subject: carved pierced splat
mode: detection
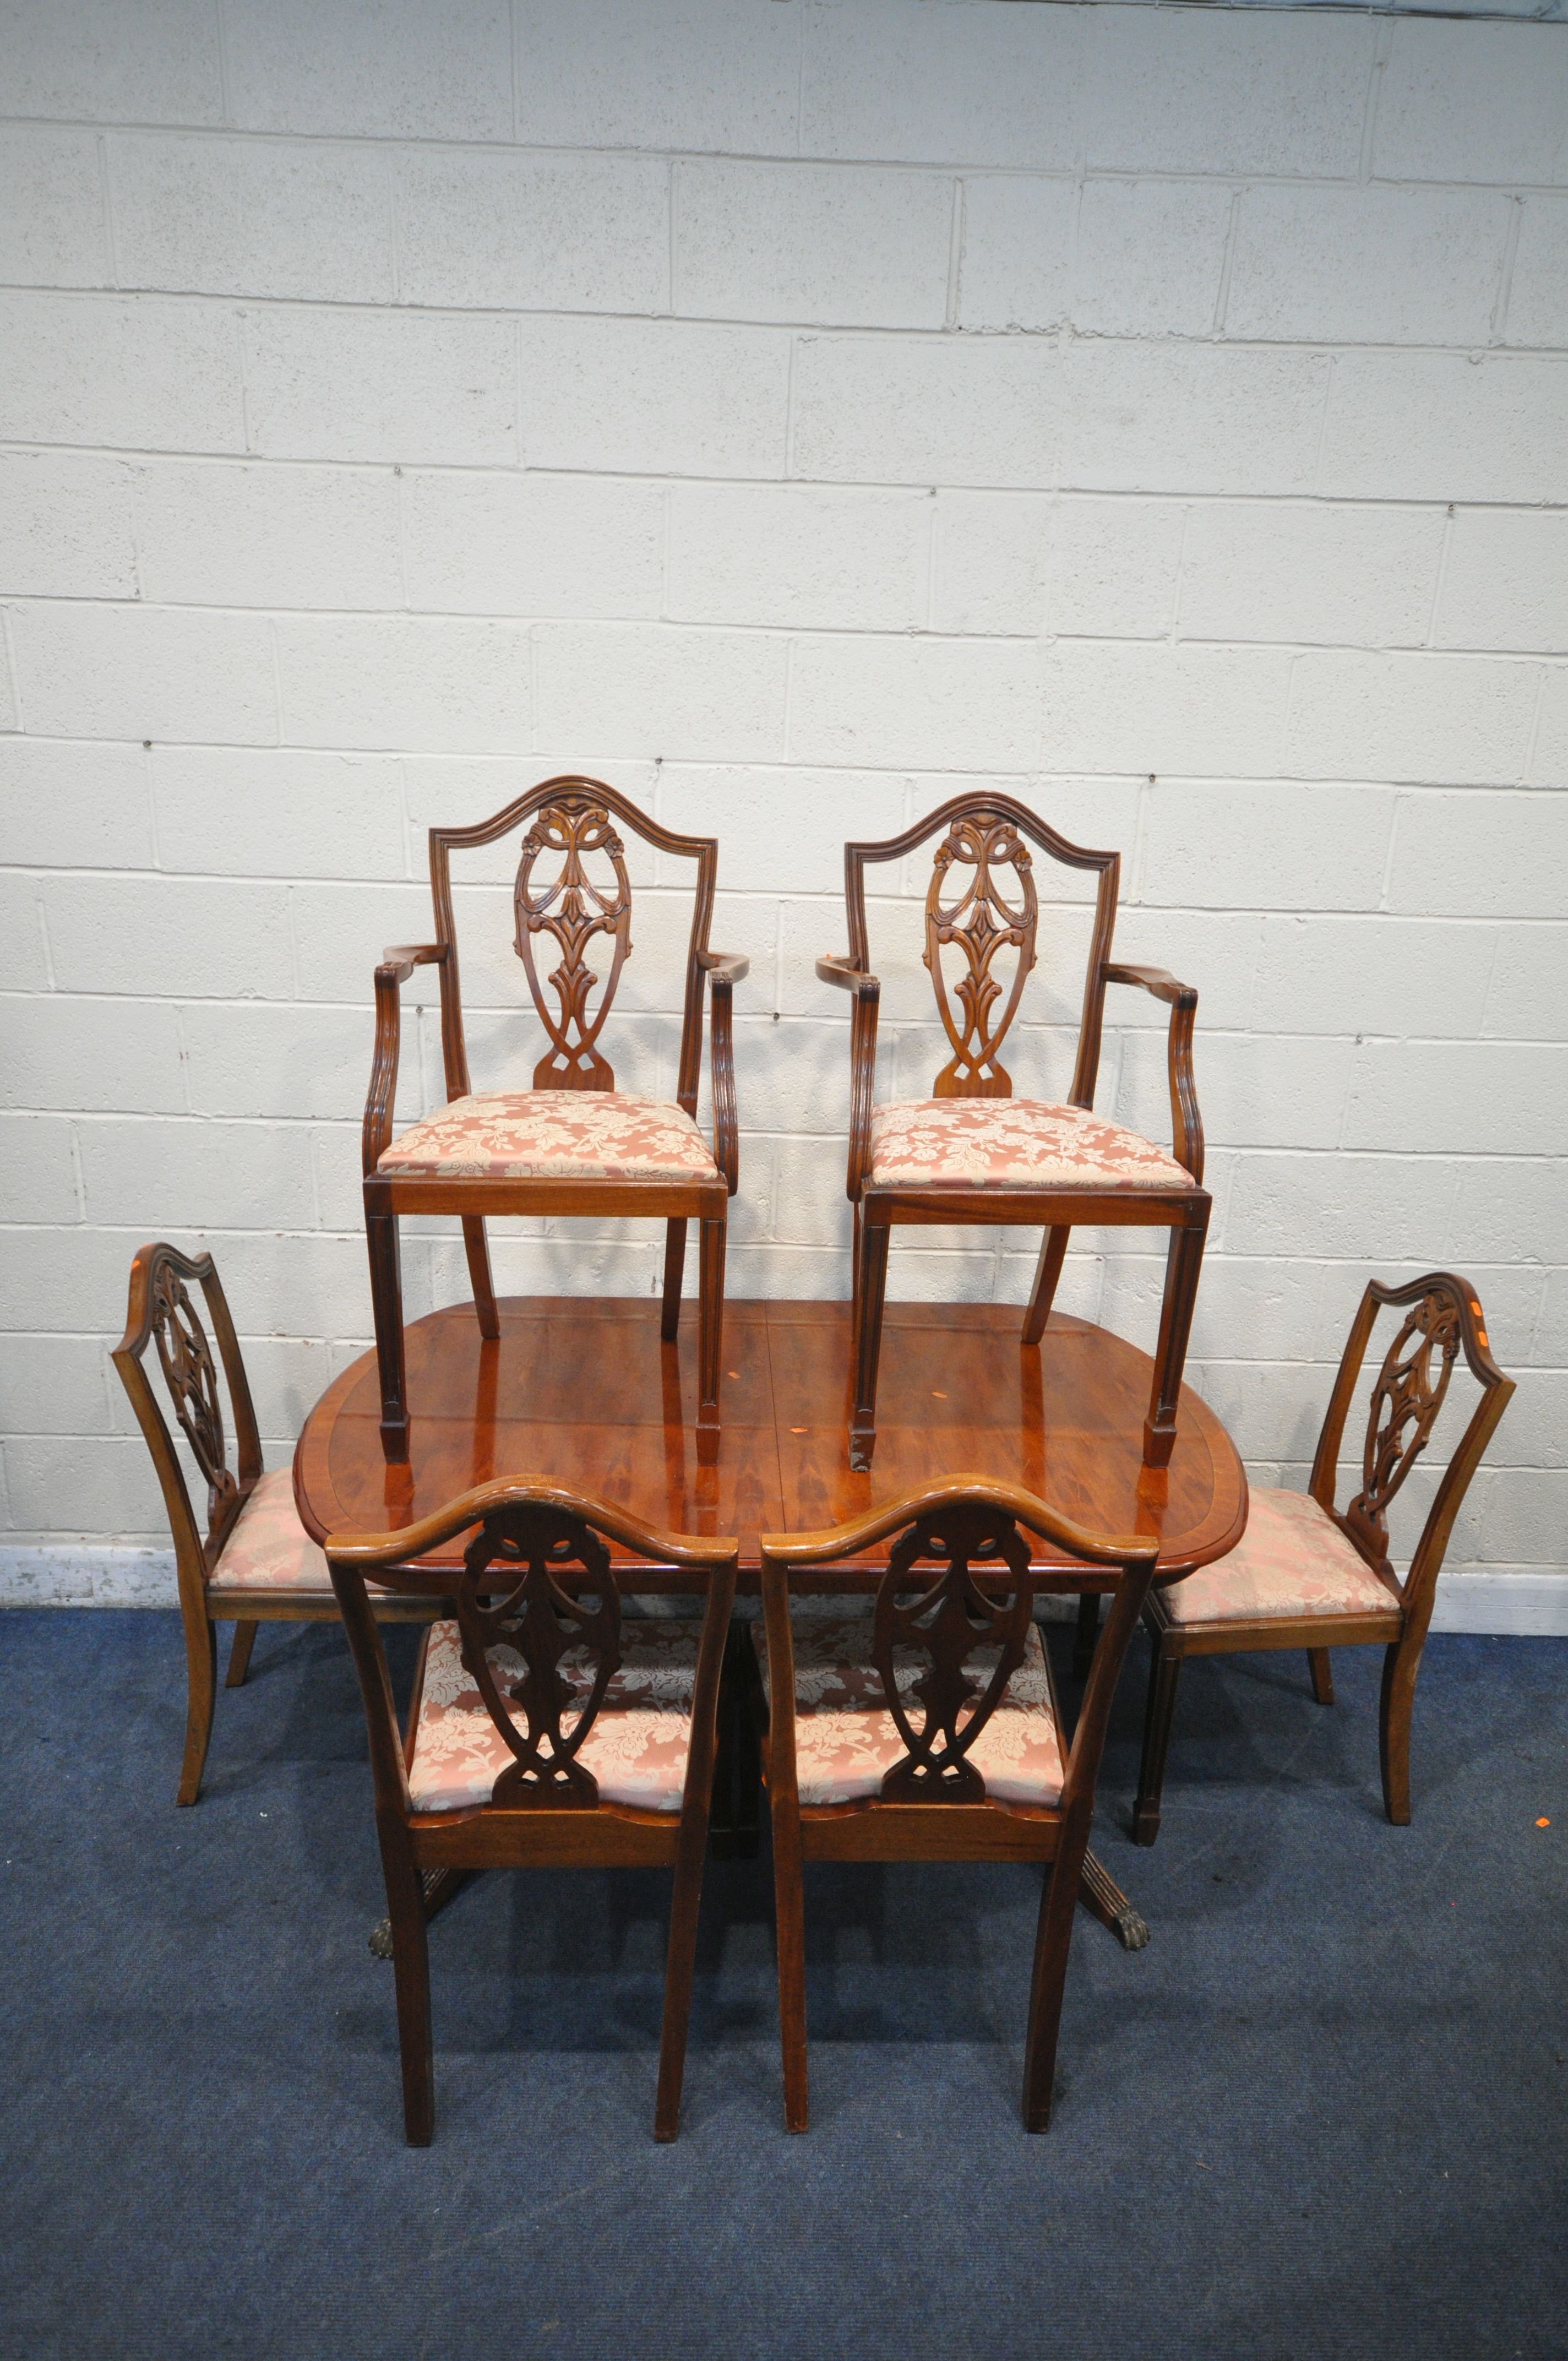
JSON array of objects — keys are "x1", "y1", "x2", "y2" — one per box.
[
  {"x1": 873, "y1": 1503, "x2": 1035, "y2": 1802},
  {"x1": 150, "y1": 1261, "x2": 236, "y2": 1538},
  {"x1": 453, "y1": 1503, "x2": 623, "y2": 1808},
  {"x1": 514, "y1": 795, "x2": 633, "y2": 1090},
  {"x1": 1345, "y1": 1288, "x2": 1463, "y2": 1559},
  {"x1": 924, "y1": 814, "x2": 1038, "y2": 1098}
]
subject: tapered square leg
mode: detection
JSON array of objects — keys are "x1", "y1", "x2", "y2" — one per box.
[
  {"x1": 461, "y1": 1216, "x2": 499, "y2": 1341},
  {"x1": 224, "y1": 1619, "x2": 258, "y2": 1689},
  {"x1": 696, "y1": 1216, "x2": 725, "y2": 1465},
  {"x1": 1142, "y1": 1209, "x2": 1209, "y2": 1467},
  {"x1": 661, "y1": 1217, "x2": 688, "y2": 1343},
  {"x1": 365, "y1": 1198, "x2": 409, "y2": 1463},
  {"x1": 1022, "y1": 1223, "x2": 1071, "y2": 1347},
  {"x1": 849, "y1": 1218, "x2": 891, "y2": 1472},
  {"x1": 1134, "y1": 1633, "x2": 1184, "y2": 1846}
]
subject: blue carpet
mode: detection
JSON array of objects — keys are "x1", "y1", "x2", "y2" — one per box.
[{"x1": 1, "y1": 1609, "x2": 1564, "y2": 2360}]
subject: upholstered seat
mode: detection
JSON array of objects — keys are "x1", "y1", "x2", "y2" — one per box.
[
  {"x1": 377, "y1": 1090, "x2": 718, "y2": 1184},
  {"x1": 756, "y1": 1614, "x2": 1065, "y2": 1807},
  {"x1": 1162, "y1": 1488, "x2": 1398, "y2": 1626},
  {"x1": 407, "y1": 1616, "x2": 706, "y2": 1814},
  {"x1": 207, "y1": 1465, "x2": 330, "y2": 1594},
  {"x1": 868, "y1": 1098, "x2": 1191, "y2": 1193}
]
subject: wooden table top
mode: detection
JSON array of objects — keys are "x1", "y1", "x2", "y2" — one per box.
[{"x1": 293, "y1": 1298, "x2": 1247, "y2": 1589}]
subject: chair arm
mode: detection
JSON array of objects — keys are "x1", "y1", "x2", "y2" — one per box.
[
  {"x1": 698, "y1": 948, "x2": 750, "y2": 986},
  {"x1": 363, "y1": 944, "x2": 446, "y2": 1178},
  {"x1": 1102, "y1": 961, "x2": 1204, "y2": 1184},
  {"x1": 817, "y1": 956, "x2": 882, "y2": 1200},
  {"x1": 707, "y1": 965, "x2": 740, "y2": 1193}
]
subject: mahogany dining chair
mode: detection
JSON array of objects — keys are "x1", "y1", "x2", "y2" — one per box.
[
  {"x1": 754, "y1": 1478, "x2": 1158, "y2": 2132},
  {"x1": 111, "y1": 1241, "x2": 443, "y2": 1805},
  {"x1": 1133, "y1": 1272, "x2": 1515, "y2": 1843},
  {"x1": 326, "y1": 1477, "x2": 739, "y2": 2145}
]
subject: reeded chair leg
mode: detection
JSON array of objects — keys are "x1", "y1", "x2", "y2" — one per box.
[
  {"x1": 1379, "y1": 1639, "x2": 1421, "y2": 1826},
  {"x1": 176, "y1": 1614, "x2": 219, "y2": 1807},
  {"x1": 695, "y1": 1216, "x2": 726, "y2": 1466},
  {"x1": 365, "y1": 1202, "x2": 410, "y2": 1464},
  {"x1": 461, "y1": 1216, "x2": 499, "y2": 1341},
  {"x1": 1022, "y1": 1223, "x2": 1071, "y2": 1348},
  {"x1": 661, "y1": 1218, "x2": 688, "y2": 1343},
  {"x1": 225, "y1": 1619, "x2": 258, "y2": 1688},
  {"x1": 849, "y1": 1219, "x2": 891, "y2": 1473},
  {"x1": 1143, "y1": 1211, "x2": 1208, "y2": 1467},
  {"x1": 1308, "y1": 1648, "x2": 1335, "y2": 1706},
  {"x1": 1134, "y1": 1633, "x2": 1184, "y2": 1846}
]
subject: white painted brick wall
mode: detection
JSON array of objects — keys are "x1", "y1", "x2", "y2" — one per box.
[{"x1": 1, "y1": 1, "x2": 1563, "y2": 1633}]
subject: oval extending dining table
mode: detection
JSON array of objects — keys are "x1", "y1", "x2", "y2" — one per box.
[{"x1": 295, "y1": 1295, "x2": 1249, "y2": 1949}]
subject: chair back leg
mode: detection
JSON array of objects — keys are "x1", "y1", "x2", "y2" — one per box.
[
  {"x1": 1379, "y1": 1637, "x2": 1423, "y2": 1826},
  {"x1": 660, "y1": 1217, "x2": 688, "y2": 1342},
  {"x1": 461, "y1": 1215, "x2": 500, "y2": 1340},
  {"x1": 654, "y1": 1808, "x2": 711, "y2": 2142},
  {"x1": 1307, "y1": 1647, "x2": 1335, "y2": 1706},
  {"x1": 1022, "y1": 1821, "x2": 1092, "y2": 2132},
  {"x1": 1134, "y1": 1633, "x2": 1185, "y2": 1846},
  {"x1": 1022, "y1": 1223, "x2": 1071, "y2": 1347},
  {"x1": 176, "y1": 1613, "x2": 219, "y2": 1807}
]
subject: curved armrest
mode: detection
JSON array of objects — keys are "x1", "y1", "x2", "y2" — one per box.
[
  {"x1": 363, "y1": 944, "x2": 447, "y2": 1178},
  {"x1": 1102, "y1": 961, "x2": 1204, "y2": 1184},
  {"x1": 818, "y1": 954, "x2": 882, "y2": 1199},
  {"x1": 698, "y1": 948, "x2": 750, "y2": 986},
  {"x1": 816, "y1": 951, "x2": 881, "y2": 999}
]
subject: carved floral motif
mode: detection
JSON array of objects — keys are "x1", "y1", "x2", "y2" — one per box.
[
  {"x1": 924, "y1": 814, "x2": 1038, "y2": 1096},
  {"x1": 514, "y1": 796, "x2": 633, "y2": 1090},
  {"x1": 150, "y1": 1262, "x2": 236, "y2": 1537}
]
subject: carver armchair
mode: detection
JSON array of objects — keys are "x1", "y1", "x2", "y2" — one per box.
[
  {"x1": 755, "y1": 1478, "x2": 1158, "y2": 2132},
  {"x1": 1133, "y1": 1271, "x2": 1514, "y2": 1842},
  {"x1": 326, "y1": 1477, "x2": 739, "y2": 2144},
  {"x1": 819, "y1": 792, "x2": 1208, "y2": 1470},
  {"x1": 362, "y1": 779, "x2": 745, "y2": 1464}
]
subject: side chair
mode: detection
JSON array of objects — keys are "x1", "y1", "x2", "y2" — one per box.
[
  {"x1": 755, "y1": 1478, "x2": 1158, "y2": 2133},
  {"x1": 326, "y1": 1477, "x2": 739, "y2": 2145},
  {"x1": 819, "y1": 792, "x2": 1208, "y2": 1471},
  {"x1": 111, "y1": 1242, "x2": 444, "y2": 1805},
  {"x1": 362, "y1": 779, "x2": 746, "y2": 1465},
  {"x1": 1133, "y1": 1272, "x2": 1515, "y2": 1844}
]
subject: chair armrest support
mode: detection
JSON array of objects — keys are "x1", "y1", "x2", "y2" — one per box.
[
  {"x1": 363, "y1": 944, "x2": 446, "y2": 1178},
  {"x1": 1102, "y1": 962, "x2": 1203, "y2": 1185},
  {"x1": 817, "y1": 955, "x2": 881, "y2": 1200}
]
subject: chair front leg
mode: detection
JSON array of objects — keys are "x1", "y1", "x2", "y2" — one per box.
[
  {"x1": 849, "y1": 1216, "x2": 891, "y2": 1473},
  {"x1": 176, "y1": 1611, "x2": 219, "y2": 1806},
  {"x1": 224, "y1": 1619, "x2": 258, "y2": 1689},
  {"x1": 1308, "y1": 1649, "x2": 1335, "y2": 1706},
  {"x1": 365, "y1": 1194, "x2": 410, "y2": 1464},
  {"x1": 1022, "y1": 1224, "x2": 1071, "y2": 1348},
  {"x1": 1134, "y1": 1628, "x2": 1184, "y2": 1846},
  {"x1": 1143, "y1": 1207, "x2": 1208, "y2": 1468},
  {"x1": 461, "y1": 1216, "x2": 499, "y2": 1341},
  {"x1": 661, "y1": 1218, "x2": 688, "y2": 1343},
  {"x1": 696, "y1": 1215, "x2": 726, "y2": 1465}
]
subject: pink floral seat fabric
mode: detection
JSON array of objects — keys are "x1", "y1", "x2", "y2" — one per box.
[
  {"x1": 376, "y1": 1091, "x2": 718, "y2": 1184},
  {"x1": 757, "y1": 1615, "x2": 1065, "y2": 1808},
  {"x1": 867, "y1": 1098, "x2": 1191, "y2": 1192},
  {"x1": 406, "y1": 1617, "x2": 705, "y2": 1814},
  {"x1": 208, "y1": 1466, "x2": 330, "y2": 1594},
  {"x1": 1163, "y1": 1488, "x2": 1400, "y2": 1625}
]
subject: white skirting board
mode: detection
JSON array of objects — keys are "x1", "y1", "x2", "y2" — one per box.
[{"x1": 1, "y1": 1549, "x2": 1564, "y2": 1635}]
